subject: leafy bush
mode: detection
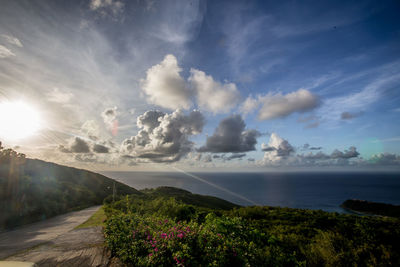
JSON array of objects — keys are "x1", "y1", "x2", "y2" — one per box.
[{"x1": 104, "y1": 191, "x2": 400, "y2": 267}]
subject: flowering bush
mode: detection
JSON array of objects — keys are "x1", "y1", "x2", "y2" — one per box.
[
  {"x1": 104, "y1": 194, "x2": 400, "y2": 266},
  {"x1": 104, "y1": 212, "x2": 260, "y2": 266}
]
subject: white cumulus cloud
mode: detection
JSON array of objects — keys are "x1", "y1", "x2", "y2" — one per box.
[
  {"x1": 189, "y1": 69, "x2": 240, "y2": 113},
  {"x1": 141, "y1": 54, "x2": 192, "y2": 110},
  {"x1": 258, "y1": 89, "x2": 319, "y2": 120}
]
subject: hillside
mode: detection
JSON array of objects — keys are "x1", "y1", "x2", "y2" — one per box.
[
  {"x1": 0, "y1": 145, "x2": 140, "y2": 230},
  {"x1": 341, "y1": 199, "x2": 400, "y2": 218},
  {"x1": 141, "y1": 186, "x2": 239, "y2": 210},
  {"x1": 104, "y1": 188, "x2": 400, "y2": 266}
]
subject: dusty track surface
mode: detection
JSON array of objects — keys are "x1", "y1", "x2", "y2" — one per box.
[
  {"x1": 0, "y1": 206, "x2": 118, "y2": 266},
  {"x1": 4, "y1": 226, "x2": 111, "y2": 266}
]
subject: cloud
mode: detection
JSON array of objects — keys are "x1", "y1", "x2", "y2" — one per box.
[
  {"x1": 0, "y1": 45, "x2": 15, "y2": 58},
  {"x1": 46, "y1": 88, "x2": 73, "y2": 104},
  {"x1": 319, "y1": 71, "x2": 400, "y2": 124},
  {"x1": 89, "y1": 0, "x2": 124, "y2": 17},
  {"x1": 189, "y1": 69, "x2": 240, "y2": 113},
  {"x1": 102, "y1": 107, "x2": 118, "y2": 135},
  {"x1": 240, "y1": 95, "x2": 259, "y2": 115},
  {"x1": 226, "y1": 153, "x2": 246, "y2": 160},
  {"x1": 74, "y1": 153, "x2": 97, "y2": 163},
  {"x1": 262, "y1": 133, "x2": 295, "y2": 164},
  {"x1": 141, "y1": 54, "x2": 192, "y2": 110},
  {"x1": 203, "y1": 154, "x2": 212, "y2": 162},
  {"x1": 198, "y1": 115, "x2": 260, "y2": 153},
  {"x1": 341, "y1": 111, "x2": 362, "y2": 120},
  {"x1": 239, "y1": 89, "x2": 319, "y2": 120},
  {"x1": 1, "y1": 34, "x2": 23, "y2": 47},
  {"x1": 81, "y1": 120, "x2": 101, "y2": 141},
  {"x1": 149, "y1": 0, "x2": 205, "y2": 45},
  {"x1": 59, "y1": 137, "x2": 90, "y2": 153},
  {"x1": 368, "y1": 153, "x2": 400, "y2": 165},
  {"x1": 257, "y1": 89, "x2": 319, "y2": 120},
  {"x1": 331, "y1": 146, "x2": 359, "y2": 159},
  {"x1": 290, "y1": 146, "x2": 360, "y2": 167},
  {"x1": 136, "y1": 110, "x2": 165, "y2": 132},
  {"x1": 92, "y1": 143, "x2": 110, "y2": 153},
  {"x1": 121, "y1": 109, "x2": 205, "y2": 162}
]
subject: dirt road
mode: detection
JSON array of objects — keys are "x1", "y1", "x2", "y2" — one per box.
[{"x1": 0, "y1": 206, "x2": 101, "y2": 260}]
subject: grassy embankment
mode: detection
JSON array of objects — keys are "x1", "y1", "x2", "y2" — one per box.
[{"x1": 75, "y1": 206, "x2": 107, "y2": 229}]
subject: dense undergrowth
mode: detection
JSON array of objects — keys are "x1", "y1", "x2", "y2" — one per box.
[{"x1": 104, "y1": 187, "x2": 400, "y2": 266}]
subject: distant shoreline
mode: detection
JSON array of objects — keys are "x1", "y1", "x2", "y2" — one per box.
[{"x1": 341, "y1": 199, "x2": 400, "y2": 218}]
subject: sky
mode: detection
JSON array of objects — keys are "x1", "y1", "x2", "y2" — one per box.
[{"x1": 0, "y1": 0, "x2": 399, "y2": 172}]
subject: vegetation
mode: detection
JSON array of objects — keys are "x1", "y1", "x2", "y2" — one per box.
[
  {"x1": 341, "y1": 199, "x2": 400, "y2": 218},
  {"x1": 75, "y1": 206, "x2": 107, "y2": 229},
  {"x1": 104, "y1": 187, "x2": 400, "y2": 266},
  {"x1": 0, "y1": 142, "x2": 141, "y2": 230}
]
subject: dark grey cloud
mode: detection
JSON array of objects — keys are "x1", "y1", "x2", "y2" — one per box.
[
  {"x1": 93, "y1": 143, "x2": 109, "y2": 153},
  {"x1": 198, "y1": 115, "x2": 260, "y2": 153},
  {"x1": 300, "y1": 151, "x2": 330, "y2": 160},
  {"x1": 302, "y1": 143, "x2": 322, "y2": 150},
  {"x1": 301, "y1": 147, "x2": 359, "y2": 160},
  {"x1": 368, "y1": 153, "x2": 400, "y2": 165},
  {"x1": 331, "y1": 146, "x2": 359, "y2": 159},
  {"x1": 137, "y1": 110, "x2": 165, "y2": 131},
  {"x1": 226, "y1": 153, "x2": 246, "y2": 160},
  {"x1": 121, "y1": 109, "x2": 205, "y2": 162},
  {"x1": 341, "y1": 111, "x2": 363, "y2": 120},
  {"x1": 59, "y1": 137, "x2": 90, "y2": 153}
]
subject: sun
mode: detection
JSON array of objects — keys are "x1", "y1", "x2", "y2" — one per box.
[{"x1": 0, "y1": 101, "x2": 42, "y2": 140}]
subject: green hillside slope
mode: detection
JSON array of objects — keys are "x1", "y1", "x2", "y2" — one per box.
[{"x1": 0, "y1": 145, "x2": 140, "y2": 230}]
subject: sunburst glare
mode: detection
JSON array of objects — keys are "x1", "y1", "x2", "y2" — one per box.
[{"x1": 0, "y1": 101, "x2": 42, "y2": 140}]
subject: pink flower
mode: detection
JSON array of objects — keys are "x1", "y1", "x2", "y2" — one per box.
[
  {"x1": 177, "y1": 233, "x2": 184, "y2": 239},
  {"x1": 154, "y1": 247, "x2": 158, "y2": 252}
]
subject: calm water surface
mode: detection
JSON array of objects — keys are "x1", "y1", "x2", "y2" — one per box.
[{"x1": 101, "y1": 171, "x2": 400, "y2": 213}]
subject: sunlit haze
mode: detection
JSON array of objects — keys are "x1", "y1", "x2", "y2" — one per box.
[{"x1": 0, "y1": 101, "x2": 42, "y2": 140}]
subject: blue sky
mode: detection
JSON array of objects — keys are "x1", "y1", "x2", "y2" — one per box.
[{"x1": 0, "y1": 0, "x2": 399, "y2": 171}]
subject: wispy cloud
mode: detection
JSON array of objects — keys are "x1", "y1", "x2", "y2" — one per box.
[
  {"x1": 0, "y1": 45, "x2": 15, "y2": 58},
  {"x1": 1, "y1": 34, "x2": 23, "y2": 47},
  {"x1": 318, "y1": 70, "x2": 400, "y2": 124}
]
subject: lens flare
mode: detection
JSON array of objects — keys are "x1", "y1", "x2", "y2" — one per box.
[
  {"x1": 0, "y1": 101, "x2": 42, "y2": 140},
  {"x1": 172, "y1": 166, "x2": 259, "y2": 206}
]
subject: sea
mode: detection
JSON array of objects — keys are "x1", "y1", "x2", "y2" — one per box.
[{"x1": 101, "y1": 171, "x2": 400, "y2": 213}]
